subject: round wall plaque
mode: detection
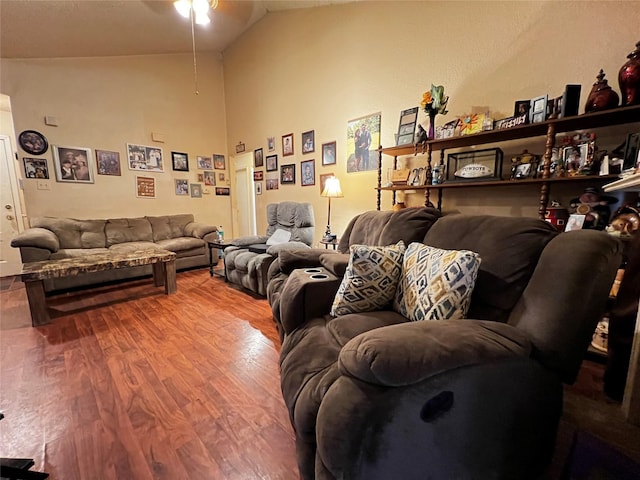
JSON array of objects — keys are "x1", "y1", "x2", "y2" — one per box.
[{"x1": 18, "y1": 130, "x2": 48, "y2": 155}]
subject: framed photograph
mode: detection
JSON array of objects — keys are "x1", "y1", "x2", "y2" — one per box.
[
  {"x1": 623, "y1": 132, "x2": 640, "y2": 171},
  {"x1": 203, "y1": 170, "x2": 216, "y2": 186},
  {"x1": 266, "y1": 172, "x2": 279, "y2": 190},
  {"x1": 281, "y1": 164, "x2": 296, "y2": 184},
  {"x1": 18, "y1": 130, "x2": 48, "y2": 155},
  {"x1": 560, "y1": 84, "x2": 581, "y2": 118},
  {"x1": 253, "y1": 170, "x2": 264, "y2": 181},
  {"x1": 510, "y1": 162, "x2": 534, "y2": 180},
  {"x1": 347, "y1": 112, "x2": 381, "y2": 173},
  {"x1": 301, "y1": 159, "x2": 315, "y2": 186},
  {"x1": 282, "y1": 133, "x2": 294, "y2": 156},
  {"x1": 53, "y1": 145, "x2": 94, "y2": 183},
  {"x1": 322, "y1": 141, "x2": 336, "y2": 166},
  {"x1": 190, "y1": 183, "x2": 203, "y2": 198},
  {"x1": 319, "y1": 172, "x2": 334, "y2": 194},
  {"x1": 266, "y1": 154, "x2": 278, "y2": 172},
  {"x1": 562, "y1": 142, "x2": 595, "y2": 175},
  {"x1": 513, "y1": 100, "x2": 531, "y2": 119},
  {"x1": 235, "y1": 142, "x2": 245, "y2": 153},
  {"x1": 219, "y1": 172, "x2": 225, "y2": 182},
  {"x1": 197, "y1": 173, "x2": 204, "y2": 182},
  {"x1": 197, "y1": 156, "x2": 212, "y2": 170},
  {"x1": 22, "y1": 157, "x2": 49, "y2": 179},
  {"x1": 215, "y1": 187, "x2": 230, "y2": 196},
  {"x1": 127, "y1": 144, "x2": 163, "y2": 172},
  {"x1": 175, "y1": 179, "x2": 189, "y2": 195},
  {"x1": 136, "y1": 176, "x2": 155, "y2": 198},
  {"x1": 267, "y1": 137, "x2": 275, "y2": 152},
  {"x1": 396, "y1": 107, "x2": 419, "y2": 146},
  {"x1": 447, "y1": 148, "x2": 503, "y2": 182},
  {"x1": 530, "y1": 95, "x2": 548, "y2": 123},
  {"x1": 254, "y1": 148, "x2": 264, "y2": 168},
  {"x1": 407, "y1": 166, "x2": 426, "y2": 186},
  {"x1": 171, "y1": 151, "x2": 189, "y2": 172},
  {"x1": 565, "y1": 214, "x2": 586, "y2": 232},
  {"x1": 302, "y1": 130, "x2": 315, "y2": 154},
  {"x1": 96, "y1": 150, "x2": 121, "y2": 176},
  {"x1": 255, "y1": 182, "x2": 263, "y2": 195},
  {"x1": 213, "y1": 154, "x2": 225, "y2": 170}
]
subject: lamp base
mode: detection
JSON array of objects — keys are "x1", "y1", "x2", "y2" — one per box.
[{"x1": 322, "y1": 225, "x2": 336, "y2": 243}]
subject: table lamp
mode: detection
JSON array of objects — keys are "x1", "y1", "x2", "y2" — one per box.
[{"x1": 320, "y1": 176, "x2": 343, "y2": 242}]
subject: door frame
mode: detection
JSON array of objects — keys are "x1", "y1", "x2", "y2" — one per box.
[{"x1": 231, "y1": 152, "x2": 256, "y2": 238}]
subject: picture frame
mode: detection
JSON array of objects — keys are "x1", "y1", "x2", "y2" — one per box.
[
  {"x1": 254, "y1": 148, "x2": 264, "y2": 168},
  {"x1": 407, "y1": 166, "x2": 426, "y2": 186},
  {"x1": 347, "y1": 112, "x2": 380, "y2": 173},
  {"x1": 22, "y1": 157, "x2": 49, "y2": 179},
  {"x1": 196, "y1": 156, "x2": 212, "y2": 170},
  {"x1": 267, "y1": 137, "x2": 275, "y2": 152},
  {"x1": 126, "y1": 143, "x2": 163, "y2": 172},
  {"x1": 510, "y1": 162, "x2": 534, "y2": 180},
  {"x1": 203, "y1": 170, "x2": 216, "y2": 186},
  {"x1": 446, "y1": 148, "x2": 503, "y2": 182},
  {"x1": 282, "y1": 133, "x2": 294, "y2": 156},
  {"x1": 253, "y1": 170, "x2": 264, "y2": 181},
  {"x1": 235, "y1": 142, "x2": 245, "y2": 154},
  {"x1": 560, "y1": 84, "x2": 581, "y2": 118},
  {"x1": 215, "y1": 187, "x2": 230, "y2": 196},
  {"x1": 136, "y1": 176, "x2": 155, "y2": 198},
  {"x1": 171, "y1": 151, "x2": 189, "y2": 172},
  {"x1": 53, "y1": 145, "x2": 94, "y2": 183},
  {"x1": 18, "y1": 130, "x2": 48, "y2": 155},
  {"x1": 175, "y1": 179, "x2": 189, "y2": 195},
  {"x1": 301, "y1": 159, "x2": 315, "y2": 186},
  {"x1": 281, "y1": 163, "x2": 296, "y2": 184},
  {"x1": 565, "y1": 214, "x2": 586, "y2": 232},
  {"x1": 563, "y1": 141, "x2": 595, "y2": 175},
  {"x1": 96, "y1": 150, "x2": 121, "y2": 176},
  {"x1": 218, "y1": 172, "x2": 225, "y2": 182},
  {"x1": 319, "y1": 172, "x2": 334, "y2": 194},
  {"x1": 197, "y1": 173, "x2": 204, "y2": 182},
  {"x1": 302, "y1": 130, "x2": 315, "y2": 154},
  {"x1": 213, "y1": 154, "x2": 225, "y2": 170},
  {"x1": 623, "y1": 132, "x2": 640, "y2": 171},
  {"x1": 513, "y1": 100, "x2": 531, "y2": 119},
  {"x1": 266, "y1": 154, "x2": 278, "y2": 172},
  {"x1": 322, "y1": 141, "x2": 336, "y2": 166},
  {"x1": 255, "y1": 182, "x2": 263, "y2": 195},
  {"x1": 190, "y1": 183, "x2": 203, "y2": 198},
  {"x1": 530, "y1": 95, "x2": 548, "y2": 123},
  {"x1": 396, "y1": 107, "x2": 419, "y2": 146},
  {"x1": 266, "y1": 172, "x2": 279, "y2": 190}
]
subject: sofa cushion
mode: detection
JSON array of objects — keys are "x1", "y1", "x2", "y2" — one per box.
[
  {"x1": 394, "y1": 243, "x2": 480, "y2": 322},
  {"x1": 50, "y1": 247, "x2": 109, "y2": 259},
  {"x1": 105, "y1": 217, "x2": 153, "y2": 246},
  {"x1": 331, "y1": 242, "x2": 406, "y2": 317},
  {"x1": 147, "y1": 214, "x2": 194, "y2": 242},
  {"x1": 31, "y1": 217, "x2": 106, "y2": 249},
  {"x1": 156, "y1": 236, "x2": 204, "y2": 253},
  {"x1": 108, "y1": 241, "x2": 165, "y2": 255}
]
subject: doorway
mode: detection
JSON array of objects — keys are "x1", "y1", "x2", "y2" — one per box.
[
  {"x1": 232, "y1": 152, "x2": 256, "y2": 238},
  {"x1": 0, "y1": 135, "x2": 25, "y2": 277}
]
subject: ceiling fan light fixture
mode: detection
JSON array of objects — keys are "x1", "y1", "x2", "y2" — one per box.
[
  {"x1": 194, "y1": 12, "x2": 211, "y2": 25},
  {"x1": 173, "y1": 0, "x2": 191, "y2": 19},
  {"x1": 192, "y1": 0, "x2": 211, "y2": 16}
]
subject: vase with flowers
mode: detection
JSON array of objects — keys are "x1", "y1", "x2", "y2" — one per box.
[{"x1": 420, "y1": 84, "x2": 449, "y2": 140}]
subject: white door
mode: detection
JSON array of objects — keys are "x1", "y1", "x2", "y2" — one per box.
[
  {"x1": 232, "y1": 152, "x2": 256, "y2": 237},
  {"x1": 0, "y1": 135, "x2": 24, "y2": 276}
]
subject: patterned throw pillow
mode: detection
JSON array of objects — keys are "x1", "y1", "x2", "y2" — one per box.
[
  {"x1": 394, "y1": 243, "x2": 481, "y2": 322},
  {"x1": 331, "y1": 241, "x2": 406, "y2": 317}
]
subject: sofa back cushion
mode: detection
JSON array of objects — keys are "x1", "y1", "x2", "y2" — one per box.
[
  {"x1": 423, "y1": 215, "x2": 558, "y2": 322},
  {"x1": 105, "y1": 217, "x2": 153, "y2": 246},
  {"x1": 147, "y1": 214, "x2": 194, "y2": 241},
  {"x1": 31, "y1": 217, "x2": 106, "y2": 249},
  {"x1": 337, "y1": 207, "x2": 441, "y2": 253},
  {"x1": 265, "y1": 202, "x2": 315, "y2": 245}
]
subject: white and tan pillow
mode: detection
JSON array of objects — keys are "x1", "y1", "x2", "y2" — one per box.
[
  {"x1": 394, "y1": 243, "x2": 480, "y2": 322},
  {"x1": 331, "y1": 241, "x2": 406, "y2": 317}
]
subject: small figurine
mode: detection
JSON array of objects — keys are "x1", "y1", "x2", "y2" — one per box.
[{"x1": 414, "y1": 124, "x2": 428, "y2": 145}]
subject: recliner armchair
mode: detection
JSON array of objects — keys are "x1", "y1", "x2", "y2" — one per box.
[{"x1": 224, "y1": 201, "x2": 315, "y2": 296}]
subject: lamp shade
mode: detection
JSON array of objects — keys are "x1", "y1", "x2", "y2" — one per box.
[{"x1": 321, "y1": 177, "x2": 343, "y2": 198}]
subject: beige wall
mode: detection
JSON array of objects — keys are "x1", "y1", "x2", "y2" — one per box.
[
  {"x1": 0, "y1": 53, "x2": 231, "y2": 229},
  {"x1": 223, "y1": 0, "x2": 639, "y2": 241}
]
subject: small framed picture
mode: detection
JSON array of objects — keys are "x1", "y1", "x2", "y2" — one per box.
[
  {"x1": 302, "y1": 130, "x2": 315, "y2": 154},
  {"x1": 197, "y1": 173, "x2": 204, "y2": 182},
  {"x1": 197, "y1": 156, "x2": 212, "y2": 170},
  {"x1": 203, "y1": 170, "x2": 216, "y2": 186},
  {"x1": 510, "y1": 162, "x2": 534, "y2": 180},
  {"x1": 267, "y1": 137, "x2": 275, "y2": 152},
  {"x1": 322, "y1": 141, "x2": 336, "y2": 166},
  {"x1": 319, "y1": 172, "x2": 334, "y2": 194},
  {"x1": 175, "y1": 179, "x2": 189, "y2": 195},
  {"x1": 623, "y1": 132, "x2": 640, "y2": 171},
  {"x1": 171, "y1": 151, "x2": 189, "y2": 172},
  {"x1": 53, "y1": 145, "x2": 94, "y2": 183},
  {"x1": 253, "y1": 170, "x2": 264, "y2": 181},
  {"x1": 22, "y1": 157, "x2": 49, "y2": 179},
  {"x1": 266, "y1": 154, "x2": 278, "y2": 172},
  {"x1": 565, "y1": 214, "x2": 586, "y2": 232},
  {"x1": 127, "y1": 144, "x2": 163, "y2": 172},
  {"x1": 266, "y1": 173, "x2": 279, "y2": 190},
  {"x1": 218, "y1": 172, "x2": 225, "y2": 182},
  {"x1": 396, "y1": 107, "x2": 419, "y2": 146},
  {"x1": 281, "y1": 164, "x2": 295, "y2": 184},
  {"x1": 190, "y1": 183, "x2": 203, "y2": 198},
  {"x1": 255, "y1": 182, "x2": 263, "y2": 195},
  {"x1": 214, "y1": 154, "x2": 225, "y2": 170},
  {"x1": 254, "y1": 148, "x2": 264, "y2": 168},
  {"x1": 136, "y1": 176, "x2": 155, "y2": 198},
  {"x1": 215, "y1": 187, "x2": 230, "y2": 196},
  {"x1": 282, "y1": 133, "x2": 294, "y2": 156},
  {"x1": 96, "y1": 150, "x2": 121, "y2": 176},
  {"x1": 513, "y1": 100, "x2": 531, "y2": 119},
  {"x1": 19, "y1": 130, "x2": 48, "y2": 155},
  {"x1": 235, "y1": 142, "x2": 245, "y2": 154},
  {"x1": 530, "y1": 95, "x2": 548, "y2": 123},
  {"x1": 407, "y1": 167, "x2": 426, "y2": 186},
  {"x1": 301, "y1": 159, "x2": 315, "y2": 186}
]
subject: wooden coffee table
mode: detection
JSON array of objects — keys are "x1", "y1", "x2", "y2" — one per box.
[{"x1": 20, "y1": 248, "x2": 177, "y2": 326}]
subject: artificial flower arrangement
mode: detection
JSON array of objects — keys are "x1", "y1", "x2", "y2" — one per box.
[{"x1": 420, "y1": 84, "x2": 449, "y2": 140}]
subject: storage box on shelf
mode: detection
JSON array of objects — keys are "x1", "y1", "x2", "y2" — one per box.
[{"x1": 376, "y1": 105, "x2": 640, "y2": 217}]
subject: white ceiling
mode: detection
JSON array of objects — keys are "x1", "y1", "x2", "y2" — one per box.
[{"x1": 0, "y1": 0, "x2": 354, "y2": 58}]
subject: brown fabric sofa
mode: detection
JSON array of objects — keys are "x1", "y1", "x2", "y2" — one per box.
[
  {"x1": 11, "y1": 213, "x2": 218, "y2": 292},
  {"x1": 269, "y1": 211, "x2": 622, "y2": 479}
]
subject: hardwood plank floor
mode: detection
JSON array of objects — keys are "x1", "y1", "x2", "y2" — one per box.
[{"x1": 1, "y1": 269, "x2": 639, "y2": 479}]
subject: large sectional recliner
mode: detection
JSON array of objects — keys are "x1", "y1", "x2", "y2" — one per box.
[
  {"x1": 266, "y1": 207, "x2": 622, "y2": 479},
  {"x1": 11, "y1": 213, "x2": 218, "y2": 292}
]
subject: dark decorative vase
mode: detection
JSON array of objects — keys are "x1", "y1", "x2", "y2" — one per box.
[
  {"x1": 584, "y1": 69, "x2": 619, "y2": 113},
  {"x1": 618, "y1": 40, "x2": 640, "y2": 106},
  {"x1": 427, "y1": 111, "x2": 436, "y2": 140}
]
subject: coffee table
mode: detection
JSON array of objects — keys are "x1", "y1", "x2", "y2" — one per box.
[{"x1": 20, "y1": 248, "x2": 177, "y2": 327}]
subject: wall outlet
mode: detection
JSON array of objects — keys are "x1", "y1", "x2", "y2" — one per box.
[{"x1": 37, "y1": 180, "x2": 50, "y2": 190}]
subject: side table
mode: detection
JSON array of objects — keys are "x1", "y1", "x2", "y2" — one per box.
[
  {"x1": 207, "y1": 240, "x2": 233, "y2": 278},
  {"x1": 319, "y1": 239, "x2": 338, "y2": 250}
]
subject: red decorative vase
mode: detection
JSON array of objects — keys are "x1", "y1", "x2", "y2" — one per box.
[
  {"x1": 584, "y1": 70, "x2": 619, "y2": 113},
  {"x1": 618, "y1": 40, "x2": 640, "y2": 106}
]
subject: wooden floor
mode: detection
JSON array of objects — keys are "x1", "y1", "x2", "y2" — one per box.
[{"x1": 1, "y1": 268, "x2": 639, "y2": 479}]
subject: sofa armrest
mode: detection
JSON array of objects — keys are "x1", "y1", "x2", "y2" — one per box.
[
  {"x1": 10, "y1": 227, "x2": 60, "y2": 253},
  {"x1": 184, "y1": 222, "x2": 217, "y2": 239},
  {"x1": 339, "y1": 320, "x2": 532, "y2": 387},
  {"x1": 266, "y1": 241, "x2": 309, "y2": 256},
  {"x1": 320, "y1": 253, "x2": 349, "y2": 277},
  {"x1": 232, "y1": 235, "x2": 269, "y2": 247},
  {"x1": 280, "y1": 268, "x2": 342, "y2": 335},
  {"x1": 276, "y1": 248, "x2": 338, "y2": 274}
]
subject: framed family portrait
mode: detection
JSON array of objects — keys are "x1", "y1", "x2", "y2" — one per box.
[
  {"x1": 175, "y1": 179, "x2": 189, "y2": 195},
  {"x1": 266, "y1": 172, "x2": 279, "y2": 190},
  {"x1": 53, "y1": 145, "x2": 94, "y2": 183},
  {"x1": 203, "y1": 170, "x2": 216, "y2": 186},
  {"x1": 302, "y1": 130, "x2": 315, "y2": 154},
  {"x1": 254, "y1": 148, "x2": 264, "y2": 168},
  {"x1": 22, "y1": 157, "x2": 49, "y2": 179},
  {"x1": 18, "y1": 130, "x2": 48, "y2": 156},
  {"x1": 282, "y1": 133, "x2": 294, "y2": 156},
  {"x1": 214, "y1": 154, "x2": 225, "y2": 170},
  {"x1": 96, "y1": 150, "x2": 121, "y2": 176},
  {"x1": 322, "y1": 141, "x2": 336, "y2": 166},
  {"x1": 136, "y1": 176, "x2": 155, "y2": 198},
  {"x1": 171, "y1": 151, "x2": 189, "y2": 172},
  {"x1": 127, "y1": 144, "x2": 163, "y2": 172},
  {"x1": 266, "y1": 154, "x2": 278, "y2": 172},
  {"x1": 281, "y1": 164, "x2": 295, "y2": 184},
  {"x1": 197, "y1": 156, "x2": 212, "y2": 170},
  {"x1": 301, "y1": 159, "x2": 315, "y2": 186}
]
